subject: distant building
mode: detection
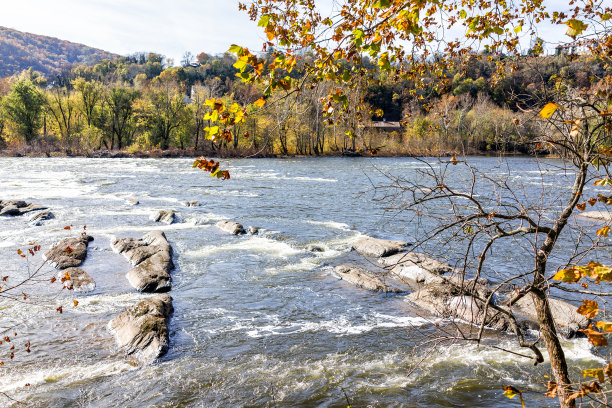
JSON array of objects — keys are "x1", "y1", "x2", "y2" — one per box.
[
  {"x1": 555, "y1": 40, "x2": 594, "y2": 56},
  {"x1": 364, "y1": 120, "x2": 402, "y2": 132}
]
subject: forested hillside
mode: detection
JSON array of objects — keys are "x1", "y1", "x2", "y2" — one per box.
[{"x1": 0, "y1": 27, "x2": 118, "y2": 78}]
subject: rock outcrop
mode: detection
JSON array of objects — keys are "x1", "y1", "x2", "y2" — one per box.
[
  {"x1": 334, "y1": 265, "x2": 405, "y2": 293},
  {"x1": 108, "y1": 294, "x2": 173, "y2": 363},
  {"x1": 111, "y1": 230, "x2": 173, "y2": 292},
  {"x1": 216, "y1": 221, "x2": 245, "y2": 235},
  {"x1": 43, "y1": 235, "x2": 94, "y2": 269},
  {"x1": 150, "y1": 210, "x2": 176, "y2": 225},
  {"x1": 380, "y1": 252, "x2": 454, "y2": 275},
  {"x1": 352, "y1": 236, "x2": 407, "y2": 258},
  {"x1": 579, "y1": 211, "x2": 612, "y2": 222},
  {"x1": 28, "y1": 210, "x2": 54, "y2": 226},
  {"x1": 0, "y1": 200, "x2": 47, "y2": 216},
  {"x1": 60, "y1": 267, "x2": 95, "y2": 292}
]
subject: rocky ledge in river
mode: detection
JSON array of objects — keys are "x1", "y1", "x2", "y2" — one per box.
[
  {"x1": 337, "y1": 247, "x2": 589, "y2": 338},
  {"x1": 59, "y1": 267, "x2": 95, "y2": 292},
  {"x1": 150, "y1": 210, "x2": 176, "y2": 225},
  {"x1": 578, "y1": 211, "x2": 612, "y2": 222},
  {"x1": 108, "y1": 294, "x2": 173, "y2": 363},
  {"x1": 43, "y1": 235, "x2": 94, "y2": 269},
  {"x1": 351, "y1": 236, "x2": 408, "y2": 258},
  {"x1": 0, "y1": 200, "x2": 47, "y2": 216},
  {"x1": 29, "y1": 210, "x2": 55, "y2": 226},
  {"x1": 111, "y1": 230, "x2": 174, "y2": 293},
  {"x1": 216, "y1": 220, "x2": 246, "y2": 235}
]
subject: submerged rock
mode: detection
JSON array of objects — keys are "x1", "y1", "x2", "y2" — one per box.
[
  {"x1": 28, "y1": 210, "x2": 55, "y2": 226},
  {"x1": 334, "y1": 265, "x2": 405, "y2": 293},
  {"x1": 60, "y1": 267, "x2": 95, "y2": 292},
  {"x1": 111, "y1": 230, "x2": 173, "y2": 293},
  {"x1": 0, "y1": 200, "x2": 47, "y2": 216},
  {"x1": 150, "y1": 210, "x2": 176, "y2": 225},
  {"x1": 43, "y1": 235, "x2": 94, "y2": 269},
  {"x1": 216, "y1": 221, "x2": 245, "y2": 235},
  {"x1": 182, "y1": 201, "x2": 199, "y2": 207},
  {"x1": 307, "y1": 244, "x2": 325, "y2": 253},
  {"x1": 245, "y1": 226, "x2": 261, "y2": 235},
  {"x1": 579, "y1": 211, "x2": 612, "y2": 222},
  {"x1": 127, "y1": 198, "x2": 140, "y2": 206},
  {"x1": 352, "y1": 236, "x2": 407, "y2": 258},
  {"x1": 109, "y1": 294, "x2": 173, "y2": 363}
]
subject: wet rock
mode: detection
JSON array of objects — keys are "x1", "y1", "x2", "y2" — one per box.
[
  {"x1": 182, "y1": 201, "x2": 199, "y2": 207},
  {"x1": 579, "y1": 211, "x2": 612, "y2": 222},
  {"x1": 379, "y1": 252, "x2": 454, "y2": 275},
  {"x1": 28, "y1": 210, "x2": 55, "y2": 226},
  {"x1": 246, "y1": 226, "x2": 261, "y2": 235},
  {"x1": 334, "y1": 265, "x2": 405, "y2": 293},
  {"x1": 150, "y1": 210, "x2": 176, "y2": 225},
  {"x1": 43, "y1": 235, "x2": 94, "y2": 269},
  {"x1": 406, "y1": 284, "x2": 509, "y2": 330},
  {"x1": 111, "y1": 230, "x2": 173, "y2": 293},
  {"x1": 351, "y1": 236, "x2": 407, "y2": 258},
  {"x1": 509, "y1": 295, "x2": 590, "y2": 338},
  {"x1": 308, "y1": 244, "x2": 325, "y2": 253},
  {"x1": 216, "y1": 221, "x2": 245, "y2": 235},
  {"x1": 0, "y1": 200, "x2": 47, "y2": 216},
  {"x1": 127, "y1": 198, "x2": 140, "y2": 206},
  {"x1": 109, "y1": 294, "x2": 173, "y2": 363},
  {"x1": 59, "y1": 267, "x2": 95, "y2": 292}
]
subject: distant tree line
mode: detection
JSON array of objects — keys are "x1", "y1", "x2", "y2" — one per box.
[{"x1": 0, "y1": 50, "x2": 608, "y2": 156}]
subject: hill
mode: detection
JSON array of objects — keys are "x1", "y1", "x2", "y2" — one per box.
[{"x1": 0, "y1": 26, "x2": 118, "y2": 78}]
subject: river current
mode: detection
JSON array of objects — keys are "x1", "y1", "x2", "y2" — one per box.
[{"x1": 0, "y1": 157, "x2": 608, "y2": 407}]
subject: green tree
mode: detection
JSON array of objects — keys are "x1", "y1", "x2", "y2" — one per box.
[
  {"x1": 105, "y1": 86, "x2": 139, "y2": 150},
  {"x1": 2, "y1": 78, "x2": 44, "y2": 143}
]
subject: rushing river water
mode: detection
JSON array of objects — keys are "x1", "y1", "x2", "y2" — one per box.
[{"x1": 0, "y1": 156, "x2": 609, "y2": 408}]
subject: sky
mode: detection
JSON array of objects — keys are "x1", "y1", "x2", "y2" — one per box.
[{"x1": 0, "y1": 0, "x2": 573, "y2": 65}]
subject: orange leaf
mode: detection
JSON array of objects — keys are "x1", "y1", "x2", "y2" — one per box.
[
  {"x1": 580, "y1": 326, "x2": 608, "y2": 346},
  {"x1": 254, "y1": 97, "x2": 266, "y2": 108},
  {"x1": 596, "y1": 226, "x2": 610, "y2": 237},
  {"x1": 577, "y1": 300, "x2": 599, "y2": 319},
  {"x1": 73, "y1": 300, "x2": 78, "y2": 307},
  {"x1": 576, "y1": 202, "x2": 586, "y2": 211}
]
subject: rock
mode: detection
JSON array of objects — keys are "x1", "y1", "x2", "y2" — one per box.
[
  {"x1": 28, "y1": 210, "x2": 54, "y2": 226},
  {"x1": 246, "y1": 226, "x2": 261, "y2": 235},
  {"x1": 182, "y1": 201, "x2": 199, "y2": 207},
  {"x1": 127, "y1": 198, "x2": 140, "y2": 206},
  {"x1": 59, "y1": 267, "x2": 95, "y2": 292},
  {"x1": 308, "y1": 244, "x2": 325, "y2": 253},
  {"x1": 216, "y1": 221, "x2": 245, "y2": 235},
  {"x1": 150, "y1": 210, "x2": 176, "y2": 225},
  {"x1": 111, "y1": 231, "x2": 173, "y2": 293},
  {"x1": 0, "y1": 200, "x2": 47, "y2": 216},
  {"x1": 509, "y1": 295, "x2": 590, "y2": 338},
  {"x1": 334, "y1": 265, "x2": 405, "y2": 293},
  {"x1": 379, "y1": 252, "x2": 454, "y2": 275},
  {"x1": 43, "y1": 235, "x2": 94, "y2": 269},
  {"x1": 108, "y1": 294, "x2": 173, "y2": 363},
  {"x1": 406, "y1": 284, "x2": 509, "y2": 330},
  {"x1": 579, "y1": 211, "x2": 612, "y2": 222},
  {"x1": 351, "y1": 236, "x2": 407, "y2": 258}
]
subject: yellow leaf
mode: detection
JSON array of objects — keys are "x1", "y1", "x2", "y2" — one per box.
[
  {"x1": 596, "y1": 226, "x2": 610, "y2": 237},
  {"x1": 254, "y1": 97, "x2": 266, "y2": 108},
  {"x1": 539, "y1": 102, "x2": 559, "y2": 119},
  {"x1": 552, "y1": 268, "x2": 583, "y2": 283},
  {"x1": 73, "y1": 300, "x2": 79, "y2": 307},
  {"x1": 502, "y1": 385, "x2": 520, "y2": 399},
  {"x1": 595, "y1": 321, "x2": 612, "y2": 333},
  {"x1": 577, "y1": 300, "x2": 599, "y2": 319}
]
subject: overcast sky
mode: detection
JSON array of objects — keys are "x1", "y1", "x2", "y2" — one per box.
[{"x1": 0, "y1": 0, "x2": 572, "y2": 64}]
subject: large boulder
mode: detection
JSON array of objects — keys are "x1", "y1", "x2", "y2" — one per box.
[
  {"x1": 111, "y1": 231, "x2": 173, "y2": 293},
  {"x1": 406, "y1": 284, "x2": 509, "y2": 331},
  {"x1": 579, "y1": 211, "x2": 612, "y2": 222},
  {"x1": 380, "y1": 252, "x2": 454, "y2": 275},
  {"x1": 216, "y1": 221, "x2": 245, "y2": 235},
  {"x1": 351, "y1": 236, "x2": 407, "y2": 258},
  {"x1": 150, "y1": 210, "x2": 176, "y2": 225},
  {"x1": 59, "y1": 267, "x2": 95, "y2": 292},
  {"x1": 0, "y1": 200, "x2": 47, "y2": 216},
  {"x1": 334, "y1": 265, "x2": 405, "y2": 293},
  {"x1": 508, "y1": 295, "x2": 590, "y2": 338},
  {"x1": 43, "y1": 235, "x2": 94, "y2": 269},
  {"x1": 108, "y1": 294, "x2": 173, "y2": 363}
]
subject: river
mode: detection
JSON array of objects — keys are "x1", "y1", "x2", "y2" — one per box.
[{"x1": 0, "y1": 157, "x2": 608, "y2": 407}]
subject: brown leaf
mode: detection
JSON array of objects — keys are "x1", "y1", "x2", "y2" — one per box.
[
  {"x1": 577, "y1": 300, "x2": 599, "y2": 319},
  {"x1": 544, "y1": 381, "x2": 558, "y2": 398},
  {"x1": 580, "y1": 326, "x2": 608, "y2": 346}
]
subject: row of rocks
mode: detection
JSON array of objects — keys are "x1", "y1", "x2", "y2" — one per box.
[
  {"x1": 0, "y1": 200, "x2": 47, "y2": 216},
  {"x1": 335, "y1": 235, "x2": 589, "y2": 338}
]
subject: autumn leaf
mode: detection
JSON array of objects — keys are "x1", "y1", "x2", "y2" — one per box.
[
  {"x1": 544, "y1": 381, "x2": 558, "y2": 398},
  {"x1": 254, "y1": 97, "x2": 266, "y2": 108},
  {"x1": 596, "y1": 226, "x2": 610, "y2": 237},
  {"x1": 576, "y1": 202, "x2": 586, "y2": 211},
  {"x1": 450, "y1": 156, "x2": 458, "y2": 165},
  {"x1": 73, "y1": 300, "x2": 78, "y2": 307},
  {"x1": 565, "y1": 19, "x2": 588, "y2": 38},
  {"x1": 64, "y1": 226, "x2": 71, "y2": 230},
  {"x1": 580, "y1": 325, "x2": 608, "y2": 346},
  {"x1": 552, "y1": 267, "x2": 583, "y2": 283},
  {"x1": 502, "y1": 386, "x2": 525, "y2": 408},
  {"x1": 64, "y1": 246, "x2": 74, "y2": 254},
  {"x1": 584, "y1": 368, "x2": 605, "y2": 383},
  {"x1": 56, "y1": 306, "x2": 63, "y2": 314},
  {"x1": 596, "y1": 321, "x2": 612, "y2": 332},
  {"x1": 539, "y1": 102, "x2": 559, "y2": 119},
  {"x1": 577, "y1": 300, "x2": 599, "y2": 319}
]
